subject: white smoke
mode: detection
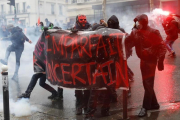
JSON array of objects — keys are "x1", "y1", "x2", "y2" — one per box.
[
  {"x1": 0, "y1": 28, "x2": 40, "y2": 117},
  {"x1": 104, "y1": 8, "x2": 167, "y2": 36},
  {"x1": 0, "y1": 95, "x2": 39, "y2": 117}
]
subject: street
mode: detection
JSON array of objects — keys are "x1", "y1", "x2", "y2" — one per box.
[{"x1": 0, "y1": 35, "x2": 180, "y2": 120}]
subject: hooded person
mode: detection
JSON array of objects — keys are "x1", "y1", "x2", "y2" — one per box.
[
  {"x1": 108, "y1": 15, "x2": 134, "y2": 95},
  {"x1": 125, "y1": 14, "x2": 166, "y2": 117},
  {"x1": 162, "y1": 15, "x2": 179, "y2": 57},
  {"x1": 0, "y1": 24, "x2": 32, "y2": 81},
  {"x1": 85, "y1": 23, "x2": 111, "y2": 119},
  {"x1": 107, "y1": 15, "x2": 126, "y2": 33},
  {"x1": 45, "y1": 18, "x2": 51, "y2": 27},
  {"x1": 74, "y1": 14, "x2": 91, "y2": 30}
]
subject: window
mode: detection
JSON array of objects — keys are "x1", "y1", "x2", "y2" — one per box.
[
  {"x1": 9, "y1": 6, "x2": 12, "y2": 14},
  {"x1": 51, "y1": 4, "x2": 55, "y2": 15},
  {"x1": 16, "y1": 3, "x2": 19, "y2": 13},
  {"x1": 23, "y1": 2, "x2": 26, "y2": 13},
  {"x1": 72, "y1": 0, "x2": 77, "y2": 3},
  {"x1": 59, "y1": 5, "x2": 62, "y2": 15},
  {"x1": 1, "y1": 5, "x2": 4, "y2": 13}
]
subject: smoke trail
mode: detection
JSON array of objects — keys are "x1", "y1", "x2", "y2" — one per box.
[{"x1": 0, "y1": 26, "x2": 40, "y2": 117}]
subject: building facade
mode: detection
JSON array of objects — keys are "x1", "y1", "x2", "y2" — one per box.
[
  {"x1": 0, "y1": 0, "x2": 179, "y2": 27},
  {"x1": 0, "y1": 0, "x2": 66, "y2": 26}
]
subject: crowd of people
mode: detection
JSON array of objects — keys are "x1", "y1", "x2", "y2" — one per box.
[{"x1": 0, "y1": 12, "x2": 179, "y2": 119}]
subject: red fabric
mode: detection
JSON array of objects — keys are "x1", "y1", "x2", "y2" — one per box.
[{"x1": 38, "y1": 17, "x2": 40, "y2": 26}]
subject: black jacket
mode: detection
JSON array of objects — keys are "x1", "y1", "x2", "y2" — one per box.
[
  {"x1": 74, "y1": 22, "x2": 91, "y2": 31},
  {"x1": 4, "y1": 27, "x2": 29, "y2": 48},
  {"x1": 162, "y1": 17, "x2": 179, "y2": 41},
  {"x1": 107, "y1": 15, "x2": 125, "y2": 33},
  {"x1": 126, "y1": 14, "x2": 166, "y2": 62},
  {"x1": 92, "y1": 24, "x2": 106, "y2": 31}
]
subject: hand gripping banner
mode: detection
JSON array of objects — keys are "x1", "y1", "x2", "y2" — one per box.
[{"x1": 34, "y1": 28, "x2": 129, "y2": 90}]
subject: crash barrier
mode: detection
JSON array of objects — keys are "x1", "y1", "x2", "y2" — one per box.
[
  {"x1": 34, "y1": 28, "x2": 129, "y2": 119},
  {"x1": 1, "y1": 65, "x2": 10, "y2": 120}
]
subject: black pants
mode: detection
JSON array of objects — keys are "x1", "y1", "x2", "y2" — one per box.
[
  {"x1": 75, "y1": 90, "x2": 90, "y2": 109},
  {"x1": 140, "y1": 60, "x2": 159, "y2": 110},
  {"x1": 5, "y1": 45, "x2": 24, "y2": 74},
  {"x1": 88, "y1": 88, "x2": 113, "y2": 110},
  {"x1": 25, "y1": 73, "x2": 55, "y2": 94}
]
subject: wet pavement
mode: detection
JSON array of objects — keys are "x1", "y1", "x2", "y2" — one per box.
[{"x1": 1, "y1": 36, "x2": 180, "y2": 120}]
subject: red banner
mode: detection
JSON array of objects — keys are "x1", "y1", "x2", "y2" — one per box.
[{"x1": 34, "y1": 29, "x2": 129, "y2": 89}]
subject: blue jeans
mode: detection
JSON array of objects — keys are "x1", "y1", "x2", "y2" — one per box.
[
  {"x1": 5, "y1": 45, "x2": 24, "y2": 74},
  {"x1": 165, "y1": 40, "x2": 175, "y2": 53}
]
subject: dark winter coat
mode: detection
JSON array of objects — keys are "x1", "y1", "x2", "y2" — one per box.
[
  {"x1": 162, "y1": 17, "x2": 179, "y2": 41},
  {"x1": 92, "y1": 24, "x2": 106, "y2": 31},
  {"x1": 107, "y1": 15, "x2": 125, "y2": 33},
  {"x1": 126, "y1": 14, "x2": 166, "y2": 63},
  {"x1": 3, "y1": 26, "x2": 30, "y2": 48},
  {"x1": 107, "y1": 15, "x2": 133, "y2": 58},
  {"x1": 74, "y1": 22, "x2": 91, "y2": 31}
]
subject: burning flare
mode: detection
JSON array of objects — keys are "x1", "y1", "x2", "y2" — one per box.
[{"x1": 152, "y1": 8, "x2": 170, "y2": 16}]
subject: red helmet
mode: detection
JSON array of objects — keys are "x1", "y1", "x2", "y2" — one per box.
[{"x1": 77, "y1": 14, "x2": 87, "y2": 27}]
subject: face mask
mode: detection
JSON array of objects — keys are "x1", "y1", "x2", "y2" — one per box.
[
  {"x1": 108, "y1": 20, "x2": 115, "y2": 28},
  {"x1": 136, "y1": 21, "x2": 143, "y2": 29},
  {"x1": 78, "y1": 15, "x2": 87, "y2": 27}
]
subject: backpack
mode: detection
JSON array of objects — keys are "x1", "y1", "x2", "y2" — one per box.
[{"x1": 172, "y1": 15, "x2": 180, "y2": 33}]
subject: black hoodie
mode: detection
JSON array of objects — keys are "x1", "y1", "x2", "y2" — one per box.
[
  {"x1": 4, "y1": 26, "x2": 29, "y2": 48},
  {"x1": 126, "y1": 14, "x2": 166, "y2": 62},
  {"x1": 107, "y1": 15, "x2": 125, "y2": 33}
]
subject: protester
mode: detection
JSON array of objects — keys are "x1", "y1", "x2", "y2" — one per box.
[
  {"x1": 162, "y1": 15, "x2": 179, "y2": 57},
  {"x1": 18, "y1": 30, "x2": 62, "y2": 100},
  {"x1": 0, "y1": 24, "x2": 32, "y2": 81},
  {"x1": 18, "y1": 73, "x2": 59, "y2": 100},
  {"x1": 45, "y1": 18, "x2": 51, "y2": 27},
  {"x1": 73, "y1": 14, "x2": 91, "y2": 115},
  {"x1": 73, "y1": 14, "x2": 91, "y2": 31},
  {"x1": 85, "y1": 23, "x2": 114, "y2": 119},
  {"x1": 100, "y1": 19, "x2": 108, "y2": 27},
  {"x1": 125, "y1": 14, "x2": 166, "y2": 117},
  {"x1": 108, "y1": 15, "x2": 134, "y2": 96}
]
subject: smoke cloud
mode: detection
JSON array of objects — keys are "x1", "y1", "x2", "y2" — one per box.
[{"x1": 0, "y1": 31, "x2": 40, "y2": 117}]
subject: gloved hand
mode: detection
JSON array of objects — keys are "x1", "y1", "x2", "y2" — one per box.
[
  {"x1": 71, "y1": 27, "x2": 78, "y2": 33},
  {"x1": 157, "y1": 61, "x2": 164, "y2": 71}
]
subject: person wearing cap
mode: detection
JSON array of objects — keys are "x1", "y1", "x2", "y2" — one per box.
[
  {"x1": 125, "y1": 14, "x2": 166, "y2": 117},
  {"x1": 0, "y1": 24, "x2": 32, "y2": 81}
]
